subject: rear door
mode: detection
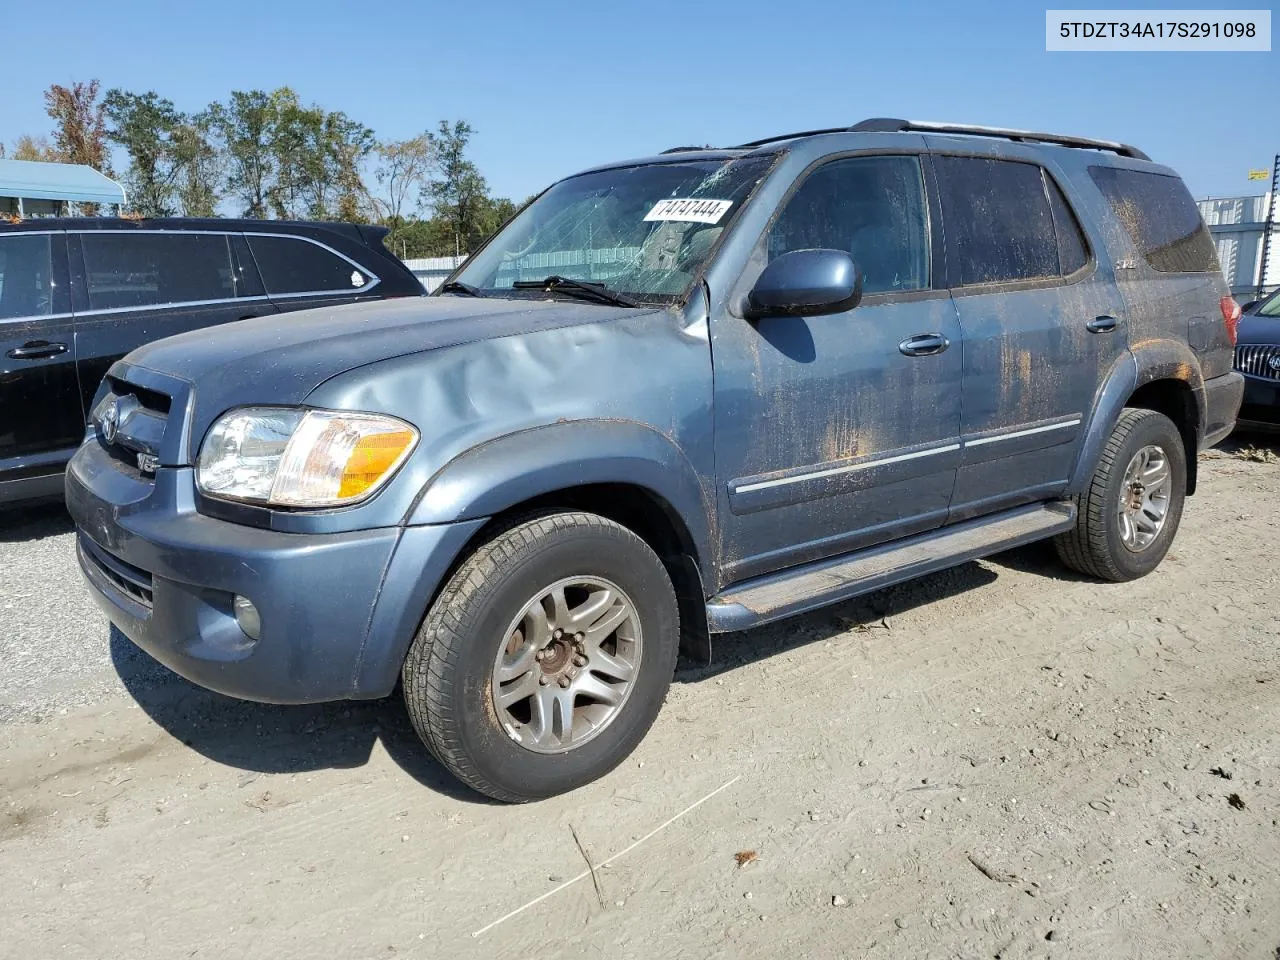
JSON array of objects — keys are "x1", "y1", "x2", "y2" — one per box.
[
  {"x1": 0, "y1": 230, "x2": 82, "y2": 482},
  {"x1": 932, "y1": 154, "x2": 1128, "y2": 521},
  {"x1": 70, "y1": 230, "x2": 278, "y2": 414},
  {"x1": 244, "y1": 232, "x2": 383, "y2": 313}
]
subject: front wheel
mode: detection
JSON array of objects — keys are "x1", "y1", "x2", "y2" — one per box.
[
  {"x1": 402, "y1": 512, "x2": 679, "y2": 802},
  {"x1": 1054, "y1": 408, "x2": 1187, "y2": 581}
]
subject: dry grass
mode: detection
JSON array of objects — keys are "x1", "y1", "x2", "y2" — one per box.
[{"x1": 1231, "y1": 444, "x2": 1280, "y2": 464}]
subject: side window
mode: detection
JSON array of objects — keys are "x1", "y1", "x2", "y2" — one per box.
[
  {"x1": 933, "y1": 157, "x2": 1060, "y2": 285},
  {"x1": 0, "y1": 234, "x2": 54, "y2": 320},
  {"x1": 1045, "y1": 175, "x2": 1089, "y2": 275},
  {"x1": 81, "y1": 233, "x2": 235, "y2": 310},
  {"x1": 1088, "y1": 166, "x2": 1219, "y2": 273},
  {"x1": 246, "y1": 235, "x2": 372, "y2": 296},
  {"x1": 767, "y1": 156, "x2": 930, "y2": 294}
]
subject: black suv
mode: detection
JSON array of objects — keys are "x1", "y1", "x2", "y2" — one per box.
[{"x1": 0, "y1": 218, "x2": 422, "y2": 504}]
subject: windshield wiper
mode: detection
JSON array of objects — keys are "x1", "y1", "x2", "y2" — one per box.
[
  {"x1": 511, "y1": 275, "x2": 638, "y2": 308},
  {"x1": 438, "y1": 280, "x2": 483, "y2": 297}
]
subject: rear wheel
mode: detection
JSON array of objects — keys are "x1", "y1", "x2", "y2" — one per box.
[
  {"x1": 1054, "y1": 408, "x2": 1187, "y2": 581},
  {"x1": 402, "y1": 512, "x2": 679, "y2": 802}
]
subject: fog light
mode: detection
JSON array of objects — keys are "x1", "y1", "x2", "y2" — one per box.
[{"x1": 233, "y1": 595, "x2": 261, "y2": 640}]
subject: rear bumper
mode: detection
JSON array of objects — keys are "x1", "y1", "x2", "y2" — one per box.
[
  {"x1": 66, "y1": 440, "x2": 483, "y2": 704},
  {"x1": 1201, "y1": 371, "x2": 1245, "y2": 448}
]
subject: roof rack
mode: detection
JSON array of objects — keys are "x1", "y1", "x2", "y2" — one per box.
[
  {"x1": 732, "y1": 118, "x2": 1150, "y2": 161},
  {"x1": 850, "y1": 118, "x2": 1150, "y2": 161},
  {"x1": 734, "y1": 127, "x2": 858, "y2": 149}
]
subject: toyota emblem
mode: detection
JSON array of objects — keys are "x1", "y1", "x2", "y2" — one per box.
[{"x1": 100, "y1": 399, "x2": 120, "y2": 443}]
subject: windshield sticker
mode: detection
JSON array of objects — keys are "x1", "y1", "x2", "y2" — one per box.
[{"x1": 643, "y1": 198, "x2": 734, "y2": 224}]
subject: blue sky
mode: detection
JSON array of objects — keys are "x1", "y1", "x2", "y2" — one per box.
[{"x1": 1, "y1": 0, "x2": 1274, "y2": 205}]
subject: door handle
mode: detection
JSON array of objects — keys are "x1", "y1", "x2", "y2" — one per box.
[
  {"x1": 7, "y1": 340, "x2": 68, "y2": 360},
  {"x1": 1086, "y1": 315, "x2": 1120, "y2": 333},
  {"x1": 898, "y1": 333, "x2": 950, "y2": 357}
]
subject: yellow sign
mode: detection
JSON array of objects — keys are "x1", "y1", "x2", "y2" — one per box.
[{"x1": 1248, "y1": 169, "x2": 1270, "y2": 181}]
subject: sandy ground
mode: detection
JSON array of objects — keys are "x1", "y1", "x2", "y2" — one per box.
[{"x1": 2, "y1": 441, "x2": 1278, "y2": 960}]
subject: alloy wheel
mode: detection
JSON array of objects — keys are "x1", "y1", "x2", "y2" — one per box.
[
  {"x1": 1117, "y1": 443, "x2": 1172, "y2": 552},
  {"x1": 491, "y1": 576, "x2": 642, "y2": 754}
]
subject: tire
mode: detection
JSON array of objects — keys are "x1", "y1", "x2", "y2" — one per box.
[
  {"x1": 1054, "y1": 408, "x2": 1187, "y2": 582},
  {"x1": 402, "y1": 511, "x2": 679, "y2": 802}
]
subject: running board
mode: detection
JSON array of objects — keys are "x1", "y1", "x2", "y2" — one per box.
[{"x1": 706, "y1": 501, "x2": 1076, "y2": 633}]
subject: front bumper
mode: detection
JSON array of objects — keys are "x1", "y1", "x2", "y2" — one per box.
[
  {"x1": 1201, "y1": 371, "x2": 1246, "y2": 448},
  {"x1": 1235, "y1": 373, "x2": 1280, "y2": 430},
  {"x1": 66, "y1": 439, "x2": 483, "y2": 704}
]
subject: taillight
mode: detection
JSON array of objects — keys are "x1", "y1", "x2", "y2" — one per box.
[{"x1": 1220, "y1": 296, "x2": 1241, "y2": 345}]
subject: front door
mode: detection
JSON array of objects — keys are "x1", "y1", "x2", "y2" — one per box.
[
  {"x1": 930, "y1": 155, "x2": 1129, "y2": 521},
  {"x1": 711, "y1": 154, "x2": 963, "y2": 584},
  {"x1": 0, "y1": 231, "x2": 83, "y2": 481}
]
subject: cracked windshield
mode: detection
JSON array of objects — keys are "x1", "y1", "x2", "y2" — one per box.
[{"x1": 453, "y1": 156, "x2": 775, "y2": 302}]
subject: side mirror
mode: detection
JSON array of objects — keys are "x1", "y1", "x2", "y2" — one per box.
[
  {"x1": 1240, "y1": 300, "x2": 1261, "y2": 314},
  {"x1": 744, "y1": 249, "x2": 862, "y2": 320}
]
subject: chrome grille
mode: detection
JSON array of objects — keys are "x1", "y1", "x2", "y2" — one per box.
[
  {"x1": 1235, "y1": 344, "x2": 1280, "y2": 381},
  {"x1": 92, "y1": 377, "x2": 173, "y2": 479}
]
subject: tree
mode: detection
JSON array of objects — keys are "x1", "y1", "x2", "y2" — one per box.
[
  {"x1": 271, "y1": 94, "x2": 372, "y2": 220},
  {"x1": 209, "y1": 88, "x2": 373, "y2": 220},
  {"x1": 43, "y1": 80, "x2": 110, "y2": 172},
  {"x1": 291, "y1": 107, "x2": 374, "y2": 221},
  {"x1": 9, "y1": 135, "x2": 56, "y2": 162},
  {"x1": 262, "y1": 88, "x2": 307, "y2": 218},
  {"x1": 104, "y1": 91, "x2": 223, "y2": 218},
  {"x1": 332, "y1": 128, "x2": 370, "y2": 223},
  {"x1": 391, "y1": 217, "x2": 454, "y2": 260},
  {"x1": 104, "y1": 89, "x2": 183, "y2": 217},
  {"x1": 209, "y1": 89, "x2": 279, "y2": 218},
  {"x1": 172, "y1": 113, "x2": 222, "y2": 217},
  {"x1": 425, "y1": 120, "x2": 490, "y2": 255},
  {"x1": 479, "y1": 196, "x2": 518, "y2": 236},
  {"x1": 368, "y1": 133, "x2": 435, "y2": 251}
]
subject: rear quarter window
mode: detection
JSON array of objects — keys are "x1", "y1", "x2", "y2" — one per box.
[
  {"x1": 247, "y1": 235, "x2": 373, "y2": 296},
  {"x1": 1088, "y1": 166, "x2": 1219, "y2": 273}
]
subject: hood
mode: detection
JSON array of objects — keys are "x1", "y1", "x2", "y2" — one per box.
[
  {"x1": 120, "y1": 295, "x2": 655, "y2": 462},
  {"x1": 1238, "y1": 312, "x2": 1280, "y2": 346},
  {"x1": 127, "y1": 295, "x2": 644, "y2": 388}
]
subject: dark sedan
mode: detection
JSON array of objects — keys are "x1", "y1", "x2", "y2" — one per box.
[{"x1": 1235, "y1": 289, "x2": 1280, "y2": 430}]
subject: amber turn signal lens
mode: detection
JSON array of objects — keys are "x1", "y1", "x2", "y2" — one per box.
[{"x1": 338, "y1": 430, "x2": 417, "y2": 499}]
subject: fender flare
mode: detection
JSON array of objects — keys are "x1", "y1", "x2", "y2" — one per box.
[
  {"x1": 351, "y1": 420, "x2": 715, "y2": 697},
  {"x1": 1069, "y1": 341, "x2": 1204, "y2": 494},
  {"x1": 406, "y1": 418, "x2": 715, "y2": 575}
]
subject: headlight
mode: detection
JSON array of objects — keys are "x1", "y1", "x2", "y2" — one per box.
[{"x1": 196, "y1": 407, "x2": 418, "y2": 507}]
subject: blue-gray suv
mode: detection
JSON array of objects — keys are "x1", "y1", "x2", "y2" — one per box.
[{"x1": 66, "y1": 119, "x2": 1245, "y2": 801}]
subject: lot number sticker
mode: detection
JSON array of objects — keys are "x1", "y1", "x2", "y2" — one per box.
[{"x1": 644, "y1": 198, "x2": 734, "y2": 224}]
